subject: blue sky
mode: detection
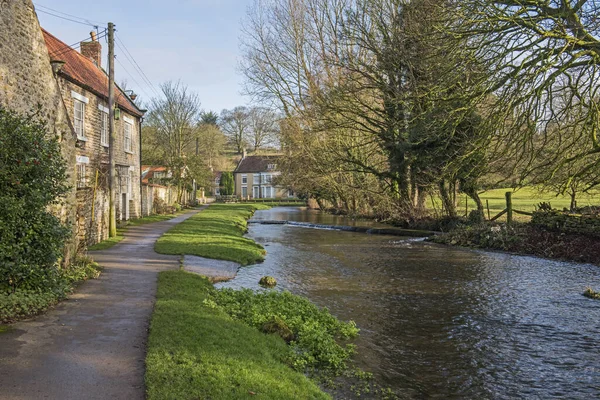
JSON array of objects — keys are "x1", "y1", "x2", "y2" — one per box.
[{"x1": 35, "y1": 0, "x2": 255, "y2": 112}]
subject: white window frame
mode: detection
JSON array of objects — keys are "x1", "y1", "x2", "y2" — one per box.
[
  {"x1": 73, "y1": 100, "x2": 86, "y2": 140},
  {"x1": 124, "y1": 121, "x2": 133, "y2": 153},
  {"x1": 76, "y1": 163, "x2": 87, "y2": 188},
  {"x1": 242, "y1": 174, "x2": 247, "y2": 184},
  {"x1": 99, "y1": 104, "x2": 109, "y2": 147},
  {"x1": 75, "y1": 155, "x2": 89, "y2": 189},
  {"x1": 253, "y1": 174, "x2": 260, "y2": 185},
  {"x1": 241, "y1": 186, "x2": 248, "y2": 198}
]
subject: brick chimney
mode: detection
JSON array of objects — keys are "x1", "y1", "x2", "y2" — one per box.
[{"x1": 80, "y1": 31, "x2": 101, "y2": 67}]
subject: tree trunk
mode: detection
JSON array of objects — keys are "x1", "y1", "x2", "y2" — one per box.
[{"x1": 439, "y1": 180, "x2": 457, "y2": 218}]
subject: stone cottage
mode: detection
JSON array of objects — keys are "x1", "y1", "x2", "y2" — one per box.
[{"x1": 43, "y1": 29, "x2": 146, "y2": 246}]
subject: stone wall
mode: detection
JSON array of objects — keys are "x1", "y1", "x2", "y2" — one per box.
[
  {"x1": 57, "y1": 78, "x2": 142, "y2": 246},
  {"x1": 531, "y1": 211, "x2": 600, "y2": 238},
  {"x1": 0, "y1": 0, "x2": 78, "y2": 263}
]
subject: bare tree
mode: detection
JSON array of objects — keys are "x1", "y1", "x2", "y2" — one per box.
[
  {"x1": 220, "y1": 106, "x2": 250, "y2": 154},
  {"x1": 450, "y1": 0, "x2": 600, "y2": 188},
  {"x1": 145, "y1": 81, "x2": 202, "y2": 203},
  {"x1": 248, "y1": 107, "x2": 279, "y2": 150}
]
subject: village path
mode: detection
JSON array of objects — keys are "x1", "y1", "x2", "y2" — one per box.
[{"x1": 0, "y1": 207, "x2": 206, "y2": 400}]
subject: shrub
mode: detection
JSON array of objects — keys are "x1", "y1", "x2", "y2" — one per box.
[
  {"x1": 0, "y1": 256, "x2": 102, "y2": 322},
  {"x1": 0, "y1": 108, "x2": 71, "y2": 293},
  {"x1": 219, "y1": 172, "x2": 234, "y2": 196}
]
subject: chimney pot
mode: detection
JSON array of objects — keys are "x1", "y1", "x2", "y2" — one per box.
[{"x1": 90, "y1": 31, "x2": 97, "y2": 42}]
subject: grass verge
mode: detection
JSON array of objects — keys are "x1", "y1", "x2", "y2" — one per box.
[
  {"x1": 88, "y1": 211, "x2": 190, "y2": 251},
  {"x1": 145, "y1": 271, "x2": 330, "y2": 400},
  {"x1": 87, "y1": 230, "x2": 126, "y2": 251},
  {"x1": 155, "y1": 204, "x2": 270, "y2": 265}
]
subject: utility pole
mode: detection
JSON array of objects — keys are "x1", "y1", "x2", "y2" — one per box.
[{"x1": 108, "y1": 22, "x2": 117, "y2": 237}]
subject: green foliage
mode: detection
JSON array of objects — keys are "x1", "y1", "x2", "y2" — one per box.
[
  {"x1": 210, "y1": 288, "x2": 359, "y2": 376},
  {"x1": 155, "y1": 204, "x2": 268, "y2": 265},
  {"x1": 0, "y1": 256, "x2": 101, "y2": 322},
  {"x1": 259, "y1": 275, "x2": 277, "y2": 287},
  {"x1": 0, "y1": 108, "x2": 70, "y2": 293},
  {"x1": 583, "y1": 288, "x2": 600, "y2": 300},
  {"x1": 219, "y1": 171, "x2": 235, "y2": 196},
  {"x1": 146, "y1": 271, "x2": 329, "y2": 400}
]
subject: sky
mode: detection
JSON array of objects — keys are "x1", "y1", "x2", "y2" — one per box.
[{"x1": 35, "y1": 0, "x2": 255, "y2": 113}]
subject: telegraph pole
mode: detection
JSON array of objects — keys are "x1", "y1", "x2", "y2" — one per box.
[{"x1": 108, "y1": 22, "x2": 117, "y2": 237}]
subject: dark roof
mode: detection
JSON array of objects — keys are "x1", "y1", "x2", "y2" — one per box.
[
  {"x1": 42, "y1": 29, "x2": 145, "y2": 117},
  {"x1": 234, "y1": 155, "x2": 281, "y2": 173}
]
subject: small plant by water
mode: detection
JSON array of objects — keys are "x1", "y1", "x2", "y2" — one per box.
[
  {"x1": 259, "y1": 275, "x2": 277, "y2": 287},
  {"x1": 583, "y1": 287, "x2": 600, "y2": 300}
]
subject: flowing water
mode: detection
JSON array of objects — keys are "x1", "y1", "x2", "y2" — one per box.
[{"x1": 217, "y1": 207, "x2": 600, "y2": 399}]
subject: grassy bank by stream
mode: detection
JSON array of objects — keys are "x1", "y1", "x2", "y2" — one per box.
[
  {"x1": 145, "y1": 271, "x2": 330, "y2": 400},
  {"x1": 146, "y1": 203, "x2": 364, "y2": 399},
  {"x1": 154, "y1": 204, "x2": 270, "y2": 265}
]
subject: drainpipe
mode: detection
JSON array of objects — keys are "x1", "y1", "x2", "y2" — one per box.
[{"x1": 139, "y1": 117, "x2": 143, "y2": 218}]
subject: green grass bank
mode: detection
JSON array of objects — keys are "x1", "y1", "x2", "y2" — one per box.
[
  {"x1": 154, "y1": 203, "x2": 270, "y2": 265},
  {"x1": 145, "y1": 271, "x2": 329, "y2": 400},
  {"x1": 146, "y1": 204, "x2": 365, "y2": 399}
]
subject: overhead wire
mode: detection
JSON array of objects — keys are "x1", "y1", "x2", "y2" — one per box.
[
  {"x1": 49, "y1": 31, "x2": 108, "y2": 59},
  {"x1": 115, "y1": 57, "x2": 155, "y2": 101},
  {"x1": 115, "y1": 37, "x2": 161, "y2": 98},
  {"x1": 33, "y1": 3, "x2": 105, "y2": 28}
]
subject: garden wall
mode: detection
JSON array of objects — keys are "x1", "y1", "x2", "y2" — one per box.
[{"x1": 531, "y1": 211, "x2": 600, "y2": 238}]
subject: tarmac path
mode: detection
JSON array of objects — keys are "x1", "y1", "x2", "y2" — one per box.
[{"x1": 0, "y1": 207, "x2": 205, "y2": 400}]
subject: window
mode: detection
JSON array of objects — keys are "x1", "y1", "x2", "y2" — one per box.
[
  {"x1": 76, "y1": 163, "x2": 87, "y2": 188},
  {"x1": 267, "y1": 163, "x2": 277, "y2": 170},
  {"x1": 242, "y1": 174, "x2": 247, "y2": 184},
  {"x1": 124, "y1": 122, "x2": 132, "y2": 153},
  {"x1": 100, "y1": 110, "x2": 108, "y2": 146},
  {"x1": 265, "y1": 174, "x2": 272, "y2": 184},
  {"x1": 253, "y1": 174, "x2": 260, "y2": 185},
  {"x1": 74, "y1": 100, "x2": 85, "y2": 139},
  {"x1": 242, "y1": 187, "x2": 248, "y2": 198}
]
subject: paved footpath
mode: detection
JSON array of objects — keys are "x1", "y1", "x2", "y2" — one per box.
[{"x1": 0, "y1": 208, "x2": 205, "y2": 400}]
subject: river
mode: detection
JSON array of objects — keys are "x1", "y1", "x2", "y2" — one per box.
[{"x1": 217, "y1": 207, "x2": 600, "y2": 399}]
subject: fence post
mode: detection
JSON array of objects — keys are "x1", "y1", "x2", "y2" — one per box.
[{"x1": 505, "y1": 192, "x2": 513, "y2": 225}]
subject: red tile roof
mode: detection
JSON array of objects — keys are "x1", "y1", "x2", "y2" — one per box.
[
  {"x1": 141, "y1": 166, "x2": 168, "y2": 184},
  {"x1": 42, "y1": 29, "x2": 145, "y2": 117}
]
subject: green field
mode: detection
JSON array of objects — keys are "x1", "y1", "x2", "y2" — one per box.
[{"x1": 429, "y1": 187, "x2": 599, "y2": 221}]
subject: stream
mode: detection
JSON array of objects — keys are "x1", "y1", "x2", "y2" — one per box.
[{"x1": 217, "y1": 207, "x2": 600, "y2": 399}]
